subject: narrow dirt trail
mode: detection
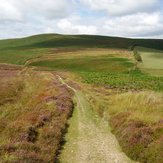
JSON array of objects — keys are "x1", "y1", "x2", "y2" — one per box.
[{"x1": 57, "y1": 76, "x2": 135, "y2": 163}]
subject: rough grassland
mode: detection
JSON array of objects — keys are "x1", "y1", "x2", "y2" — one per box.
[
  {"x1": 0, "y1": 68, "x2": 74, "y2": 162},
  {"x1": 108, "y1": 92, "x2": 163, "y2": 163},
  {"x1": 28, "y1": 46, "x2": 163, "y2": 162},
  {"x1": 29, "y1": 52, "x2": 163, "y2": 92},
  {"x1": 0, "y1": 34, "x2": 163, "y2": 163},
  {"x1": 24, "y1": 46, "x2": 163, "y2": 162},
  {"x1": 80, "y1": 83, "x2": 163, "y2": 163},
  {"x1": 56, "y1": 68, "x2": 163, "y2": 163}
]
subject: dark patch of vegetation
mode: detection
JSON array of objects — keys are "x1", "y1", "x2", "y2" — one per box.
[
  {"x1": 133, "y1": 49, "x2": 142, "y2": 62},
  {"x1": 129, "y1": 44, "x2": 139, "y2": 51}
]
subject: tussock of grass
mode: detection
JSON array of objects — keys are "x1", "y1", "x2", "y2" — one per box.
[
  {"x1": 106, "y1": 91, "x2": 163, "y2": 162},
  {"x1": 108, "y1": 91, "x2": 163, "y2": 123}
]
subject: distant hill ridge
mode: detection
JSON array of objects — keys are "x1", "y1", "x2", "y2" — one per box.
[{"x1": 0, "y1": 34, "x2": 163, "y2": 51}]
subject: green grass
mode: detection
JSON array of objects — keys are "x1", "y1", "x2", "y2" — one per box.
[
  {"x1": 30, "y1": 56, "x2": 134, "y2": 73},
  {"x1": 30, "y1": 54, "x2": 163, "y2": 91},
  {"x1": 0, "y1": 34, "x2": 163, "y2": 65},
  {"x1": 80, "y1": 71, "x2": 163, "y2": 91},
  {"x1": 137, "y1": 47, "x2": 163, "y2": 69},
  {"x1": 135, "y1": 47, "x2": 163, "y2": 76},
  {"x1": 141, "y1": 52, "x2": 163, "y2": 69},
  {"x1": 0, "y1": 48, "x2": 51, "y2": 65}
]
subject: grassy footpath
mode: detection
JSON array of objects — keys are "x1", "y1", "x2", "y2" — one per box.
[
  {"x1": 0, "y1": 69, "x2": 74, "y2": 162},
  {"x1": 57, "y1": 76, "x2": 133, "y2": 163}
]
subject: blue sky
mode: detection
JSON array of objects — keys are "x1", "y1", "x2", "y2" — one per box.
[{"x1": 0, "y1": 0, "x2": 163, "y2": 39}]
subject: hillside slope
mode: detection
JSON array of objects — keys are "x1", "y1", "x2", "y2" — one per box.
[
  {"x1": 0, "y1": 34, "x2": 163, "y2": 50},
  {"x1": 0, "y1": 34, "x2": 163, "y2": 65}
]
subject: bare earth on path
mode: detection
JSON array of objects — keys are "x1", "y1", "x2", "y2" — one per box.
[{"x1": 57, "y1": 76, "x2": 135, "y2": 163}]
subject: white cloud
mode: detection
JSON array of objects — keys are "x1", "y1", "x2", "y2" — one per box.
[
  {"x1": 0, "y1": 0, "x2": 73, "y2": 21},
  {"x1": 98, "y1": 12, "x2": 163, "y2": 37},
  {"x1": 57, "y1": 19, "x2": 97, "y2": 34},
  {"x1": 20, "y1": 0, "x2": 73, "y2": 19},
  {"x1": 0, "y1": 0, "x2": 163, "y2": 39},
  {"x1": 0, "y1": 0, "x2": 22, "y2": 21},
  {"x1": 80, "y1": 0, "x2": 159, "y2": 16}
]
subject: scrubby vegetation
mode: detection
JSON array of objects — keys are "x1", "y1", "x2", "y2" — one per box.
[
  {"x1": 30, "y1": 54, "x2": 163, "y2": 92},
  {"x1": 0, "y1": 34, "x2": 163, "y2": 163},
  {"x1": 84, "y1": 88, "x2": 163, "y2": 163},
  {"x1": 26, "y1": 45, "x2": 163, "y2": 163},
  {"x1": 0, "y1": 68, "x2": 74, "y2": 162},
  {"x1": 80, "y1": 71, "x2": 163, "y2": 91},
  {"x1": 81, "y1": 66, "x2": 163, "y2": 163},
  {"x1": 133, "y1": 49, "x2": 142, "y2": 62},
  {"x1": 0, "y1": 70, "x2": 23, "y2": 105},
  {"x1": 28, "y1": 44, "x2": 163, "y2": 162},
  {"x1": 108, "y1": 92, "x2": 163, "y2": 163}
]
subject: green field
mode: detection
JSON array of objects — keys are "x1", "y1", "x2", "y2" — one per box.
[
  {"x1": 30, "y1": 53, "x2": 163, "y2": 91},
  {"x1": 140, "y1": 52, "x2": 163, "y2": 69},
  {"x1": 135, "y1": 47, "x2": 163, "y2": 76},
  {"x1": 30, "y1": 56, "x2": 134, "y2": 73}
]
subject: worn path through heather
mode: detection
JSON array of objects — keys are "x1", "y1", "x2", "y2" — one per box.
[{"x1": 57, "y1": 75, "x2": 135, "y2": 163}]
